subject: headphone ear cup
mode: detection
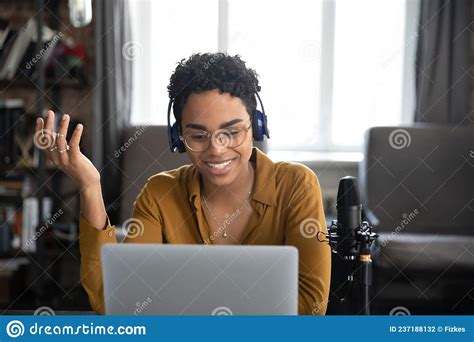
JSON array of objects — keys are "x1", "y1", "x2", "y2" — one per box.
[
  {"x1": 169, "y1": 122, "x2": 186, "y2": 153},
  {"x1": 261, "y1": 111, "x2": 269, "y2": 139},
  {"x1": 252, "y1": 111, "x2": 260, "y2": 141},
  {"x1": 252, "y1": 110, "x2": 269, "y2": 141}
]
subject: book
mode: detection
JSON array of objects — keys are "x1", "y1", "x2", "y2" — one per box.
[
  {"x1": 0, "y1": 19, "x2": 34, "y2": 80},
  {"x1": 21, "y1": 196, "x2": 52, "y2": 253},
  {"x1": 0, "y1": 18, "x2": 60, "y2": 81},
  {"x1": 18, "y1": 22, "x2": 61, "y2": 80},
  {"x1": 0, "y1": 99, "x2": 24, "y2": 168},
  {"x1": 0, "y1": 203, "x2": 21, "y2": 254},
  {"x1": 0, "y1": 180, "x2": 23, "y2": 194},
  {"x1": 0, "y1": 18, "x2": 11, "y2": 50},
  {"x1": 0, "y1": 20, "x2": 16, "y2": 63}
]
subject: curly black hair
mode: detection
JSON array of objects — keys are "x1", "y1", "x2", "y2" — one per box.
[{"x1": 167, "y1": 52, "x2": 260, "y2": 130}]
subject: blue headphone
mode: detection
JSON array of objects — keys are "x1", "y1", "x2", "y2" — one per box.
[{"x1": 167, "y1": 87, "x2": 270, "y2": 153}]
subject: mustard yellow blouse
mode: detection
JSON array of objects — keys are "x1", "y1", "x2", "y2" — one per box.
[{"x1": 79, "y1": 147, "x2": 331, "y2": 315}]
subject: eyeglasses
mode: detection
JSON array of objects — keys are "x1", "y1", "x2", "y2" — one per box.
[{"x1": 180, "y1": 123, "x2": 252, "y2": 152}]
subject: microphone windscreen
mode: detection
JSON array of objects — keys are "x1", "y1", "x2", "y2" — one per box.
[{"x1": 336, "y1": 176, "x2": 361, "y2": 208}]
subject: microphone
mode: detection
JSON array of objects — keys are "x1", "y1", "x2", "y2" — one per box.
[
  {"x1": 335, "y1": 176, "x2": 362, "y2": 258},
  {"x1": 320, "y1": 176, "x2": 378, "y2": 315}
]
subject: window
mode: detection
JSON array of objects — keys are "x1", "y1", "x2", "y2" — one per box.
[
  {"x1": 128, "y1": 0, "x2": 218, "y2": 126},
  {"x1": 129, "y1": 0, "x2": 418, "y2": 154}
]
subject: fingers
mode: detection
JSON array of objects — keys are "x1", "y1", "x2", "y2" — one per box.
[
  {"x1": 44, "y1": 110, "x2": 55, "y2": 134},
  {"x1": 33, "y1": 111, "x2": 55, "y2": 151},
  {"x1": 35, "y1": 116, "x2": 42, "y2": 132},
  {"x1": 49, "y1": 112, "x2": 70, "y2": 166},
  {"x1": 35, "y1": 110, "x2": 83, "y2": 159},
  {"x1": 55, "y1": 114, "x2": 70, "y2": 152},
  {"x1": 69, "y1": 123, "x2": 83, "y2": 152},
  {"x1": 34, "y1": 110, "x2": 73, "y2": 168},
  {"x1": 34, "y1": 117, "x2": 50, "y2": 166},
  {"x1": 42, "y1": 110, "x2": 57, "y2": 147}
]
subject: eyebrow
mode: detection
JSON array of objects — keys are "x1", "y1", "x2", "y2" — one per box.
[{"x1": 185, "y1": 118, "x2": 244, "y2": 131}]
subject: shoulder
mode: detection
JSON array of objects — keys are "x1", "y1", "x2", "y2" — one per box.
[
  {"x1": 255, "y1": 148, "x2": 320, "y2": 187},
  {"x1": 273, "y1": 161, "x2": 320, "y2": 188},
  {"x1": 148, "y1": 164, "x2": 193, "y2": 183},
  {"x1": 139, "y1": 164, "x2": 195, "y2": 198},
  {"x1": 132, "y1": 164, "x2": 195, "y2": 211},
  {"x1": 271, "y1": 161, "x2": 323, "y2": 205}
]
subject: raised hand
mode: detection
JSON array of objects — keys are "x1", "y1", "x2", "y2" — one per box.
[{"x1": 34, "y1": 110, "x2": 101, "y2": 191}]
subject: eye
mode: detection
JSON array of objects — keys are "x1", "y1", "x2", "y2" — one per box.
[
  {"x1": 228, "y1": 128, "x2": 243, "y2": 136},
  {"x1": 189, "y1": 133, "x2": 207, "y2": 141}
]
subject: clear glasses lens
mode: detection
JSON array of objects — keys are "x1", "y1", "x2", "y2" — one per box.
[{"x1": 184, "y1": 127, "x2": 249, "y2": 151}]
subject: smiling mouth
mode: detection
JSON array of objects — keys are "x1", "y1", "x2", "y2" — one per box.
[{"x1": 203, "y1": 159, "x2": 234, "y2": 169}]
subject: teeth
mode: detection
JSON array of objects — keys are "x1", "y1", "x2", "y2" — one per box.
[{"x1": 205, "y1": 160, "x2": 232, "y2": 169}]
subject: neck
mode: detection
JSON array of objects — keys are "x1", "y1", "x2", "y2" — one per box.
[{"x1": 202, "y1": 161, "x2": 255, "y2": 202}]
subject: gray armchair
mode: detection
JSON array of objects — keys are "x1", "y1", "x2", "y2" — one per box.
[{"x1": 359, "y1": 124, "x2": 474, "y2": 314}]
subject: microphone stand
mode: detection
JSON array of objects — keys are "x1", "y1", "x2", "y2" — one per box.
[
  {"x1": 323, "y1": 219, "x2": 378, "y2": 315},
  {"x1": 357, "y1": 221, "x2": 378, "y2": 315}
]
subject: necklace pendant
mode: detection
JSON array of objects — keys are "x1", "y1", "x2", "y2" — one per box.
[{"x1": 223, "y1": 230, "x2": 228, "y2": 238}]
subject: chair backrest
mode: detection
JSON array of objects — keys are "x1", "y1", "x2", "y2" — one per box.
[
  {"x1": 359, "y1": 124, "x2": 473, "y2": 235},
  {"x1": 119, "y1": 125, "x2": 189, "y2": 224}
]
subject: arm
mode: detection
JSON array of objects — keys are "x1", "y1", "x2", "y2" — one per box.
[
  {"x1": 283, "y1": 166, "x2": 331, "y2": 315},
  {"x1": 79, "y1": 178, "x2": 163, "y2": 314},
  {"x1": 80, "y1": 184, "x2": 108, "y2": 229}
]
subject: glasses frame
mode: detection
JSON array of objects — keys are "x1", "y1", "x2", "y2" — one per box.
[{"x1": 180, "y1": 122, "x2": 252, "y2": 152}]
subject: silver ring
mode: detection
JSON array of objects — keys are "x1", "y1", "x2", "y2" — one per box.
[
  {"x1": 57, "y1": 145, "x2": 70, "y2": 153},
  {"x1": 56, "y1": 133, "x2": 66, "y2": 138},
  {"x1": 49, "y1": 146, "x2": 58, "y2": 152}
]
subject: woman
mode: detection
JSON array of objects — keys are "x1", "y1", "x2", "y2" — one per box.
[{"x1": 35, "y1": 53, "x2": 331, "y2": 315}]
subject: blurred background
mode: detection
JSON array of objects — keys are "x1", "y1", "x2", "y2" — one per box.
[{"x1": 0, "y1": 0, "x2": 472, "y2": 315}]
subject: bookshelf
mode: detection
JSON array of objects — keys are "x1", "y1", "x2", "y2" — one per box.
[{"x1": 0, "y1": 0, "x2": 94, "y2": 310}]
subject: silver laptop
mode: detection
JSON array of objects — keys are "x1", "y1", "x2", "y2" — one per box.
[{"x1": 101, "y1": 244, "x2": 298, "y2": 315}]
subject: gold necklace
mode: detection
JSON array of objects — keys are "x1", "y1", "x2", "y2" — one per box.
[
  {"x1": 202, "y1": 191, "x2": 251, "y2": 238},
  {"x1": 201, "y1": 165, "x2": 254, "y2": 238}
]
